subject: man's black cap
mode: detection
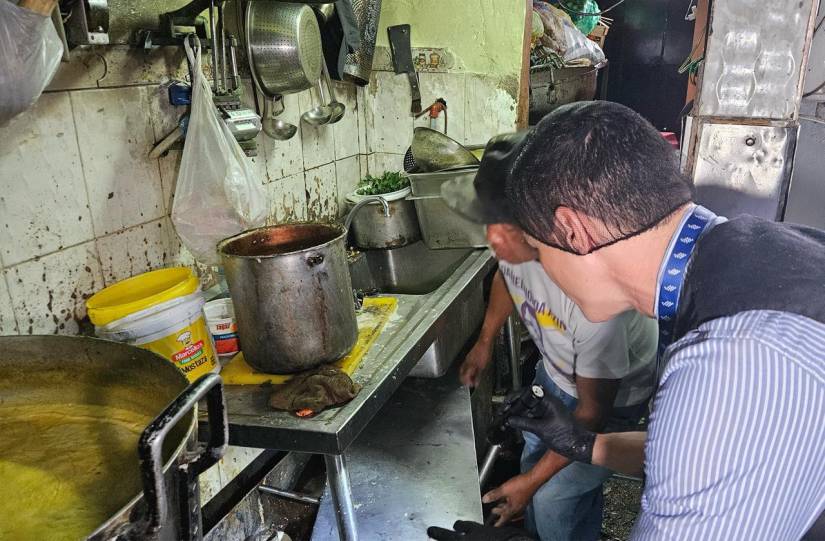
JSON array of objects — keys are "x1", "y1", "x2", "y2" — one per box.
[{"x1": 440, "y1": 130, "x2": 531, "y2": 224}]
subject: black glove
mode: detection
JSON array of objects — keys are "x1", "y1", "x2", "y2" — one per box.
[
  {"x1": 427, "y1": 520, "x2": 535, "y2": 541},
  {"x1": 506, "y1": 391, "x2": 596, "y2": 464}
]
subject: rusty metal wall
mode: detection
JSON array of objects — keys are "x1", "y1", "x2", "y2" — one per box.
[
  {"x1": 695, "y1": 0, "x2": 819, "y2": 120},
  {"x1": 685, "y1": 0, "x2": 819, "y2": 220}
]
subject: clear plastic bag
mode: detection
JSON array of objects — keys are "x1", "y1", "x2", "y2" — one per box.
[
  {"x1": 172, "y1": 37, "x2": 267, "y2": 266},
  {"x1": 561, "y1": 15, "x2": 604, "y2": 65},
  {"x1": 0, "y1": 1, "x2": 63, "y2": 126}
]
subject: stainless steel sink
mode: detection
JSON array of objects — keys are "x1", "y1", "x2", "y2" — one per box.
[
  {"x1": 348, "y1": 241, "x2": 487, "y2": 378},
  {"x1": 349, "y1": 241, "x2": 473, "y2": 295}
]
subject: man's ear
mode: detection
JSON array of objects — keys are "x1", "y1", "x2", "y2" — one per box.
[{"x1": 553, "y1": 207, "x2": 598, "y2": 254}]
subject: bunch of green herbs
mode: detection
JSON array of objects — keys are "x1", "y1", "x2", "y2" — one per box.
[{"x1": 355, "y1": 171, "x2": 409, "y2": 196}]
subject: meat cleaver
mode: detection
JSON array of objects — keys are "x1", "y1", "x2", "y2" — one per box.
[{"x1": 387, "y1": 24, "x2": 422, "y2": 114}]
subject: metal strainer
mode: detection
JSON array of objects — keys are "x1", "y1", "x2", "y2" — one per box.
[{"x1": 246, "y1": 1, "x2": 323, "y2": 95}]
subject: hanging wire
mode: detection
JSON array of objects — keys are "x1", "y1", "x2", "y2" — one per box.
[
  {"x1": 557, "y1": 0, "x2": 627, "y2": 17},
  {"x1": 801, "y1": 15, "x2": 825, "y2": 98},
  {"x1": 800, "y1": 115, "x2": 825, "y2": 126}
]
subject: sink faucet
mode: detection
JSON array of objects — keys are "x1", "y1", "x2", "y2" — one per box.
[{"x1": 344, "y1": 195, "x2": 391, "y2": 231}]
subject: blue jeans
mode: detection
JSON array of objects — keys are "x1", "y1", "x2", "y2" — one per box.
[{"x1": 522, "y1": 362, "x2": 648, "y2": 541}]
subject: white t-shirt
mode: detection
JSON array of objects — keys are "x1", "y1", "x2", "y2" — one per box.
[{"x1": 500, "y1": 261, "x2": 657, "y2": 407}]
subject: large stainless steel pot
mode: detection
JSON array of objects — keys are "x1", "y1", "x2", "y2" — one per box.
[
  {"x1": 218, "y1": 223, "x2": 358, "y2": 373},
  {"x1": 0, "y1": 335, "x2": 228, "y2": 541}
]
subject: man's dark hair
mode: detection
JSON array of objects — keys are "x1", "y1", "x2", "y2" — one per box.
[{"x1": 506, "y1": 101, "x2": 694, "y2": 254}]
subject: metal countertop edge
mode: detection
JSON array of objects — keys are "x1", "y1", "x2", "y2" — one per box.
[{"x1": 205, "y1": 250, "x2": 495, "y2": 455}]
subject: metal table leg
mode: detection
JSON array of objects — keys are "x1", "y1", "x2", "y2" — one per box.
[
  {"x1": 505, "y1": 314, "x2": 522, "y2": 391},
  {"x1": 324, "y1": 454, "x2": 359, "y2": 541}
]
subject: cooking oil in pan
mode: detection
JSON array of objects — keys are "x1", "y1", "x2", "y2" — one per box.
[{"x1": 0, "y1": 404, "x2": 151, "y2": 541}]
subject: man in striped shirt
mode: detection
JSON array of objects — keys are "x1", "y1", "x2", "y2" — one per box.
[{"x1": 498, "y1": 102, "x2": 825, "y2": 540}]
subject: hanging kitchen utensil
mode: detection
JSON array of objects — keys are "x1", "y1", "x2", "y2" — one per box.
[
  {"x1": 322, "y1": 59, "x2": 346, "y2": 123},
  {"x1": 410, "y1": 127, "x2": 480, "y2": 172},
  {"x1": 246, "y1": 0, "x2": 323, "y2": 96},
  {"x1": 301, "y1": 81, "x2": 333, "y2": 126},
  {"x1": 387, "y1": 24, "x2": 421, "y2": 114},
  {"x1": 403, "y1": 99, "x2": 449, "y2": 171},
  {"x1": 246, "y1": 1, "x2": 316, "y2": 140},
  {"x1": 261, "y1": 92, "x2": 298, "y2": 140}
]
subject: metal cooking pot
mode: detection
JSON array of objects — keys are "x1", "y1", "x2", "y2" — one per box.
[
  {"x1": 218, "y1": 223, "x2": 358, "y2": 373},
  {"x1": 0, "y1": 335, "x2": 228, "y2": 541},
  {"x1": 347, "y1": 198, "x2": 422, "y2": 249},
  {"x1": 528, "y1": 61, "x2": 607, "y2": 124}
]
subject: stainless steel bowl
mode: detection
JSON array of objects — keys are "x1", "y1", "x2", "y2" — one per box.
[{"x1": 246, "y1": 1, "x2": 323, "y2": 95}]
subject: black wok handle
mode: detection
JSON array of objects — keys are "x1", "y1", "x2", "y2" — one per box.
[{"x1": 137, "y1": 372, "x2": 229, "y2": 537}]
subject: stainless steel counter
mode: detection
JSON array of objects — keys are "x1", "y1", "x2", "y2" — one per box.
[
  {"x1": 200, "y1": 248, "x2": 494, "y2": 540},
  {"x1": 200, "y1": 249, "x2": 494, "y2": 455}
]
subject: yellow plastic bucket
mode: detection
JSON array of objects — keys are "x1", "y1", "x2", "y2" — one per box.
[
  {"x1": 86, "y1": 267, "x2": 199, "y2": 326},
  {"x1": 87, "y1": 268, "x2": 217, "y2": 382}
]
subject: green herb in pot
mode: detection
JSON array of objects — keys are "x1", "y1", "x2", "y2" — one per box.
[{"x1": 355, "y1": 171, "x2": 409, "y2": 196}]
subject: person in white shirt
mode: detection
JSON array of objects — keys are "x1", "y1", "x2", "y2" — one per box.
[{"x1": 443, "y1": 133, "x2": 657, "y2": 541}]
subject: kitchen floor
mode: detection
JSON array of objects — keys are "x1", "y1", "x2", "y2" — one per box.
[{"x1": 601, "y1": 478, "x2": 643, "y2": 541}]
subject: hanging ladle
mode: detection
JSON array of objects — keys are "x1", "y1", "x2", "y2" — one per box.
[
  {"x1": 261, "y1": 93, "x2": 297, "y2": 140},
  {"x1": 322, "y1": 61, "x2": 346, "y2": 124},
  {"x1": 301, "y1": 77, "x2": 333, "y2": 126}
]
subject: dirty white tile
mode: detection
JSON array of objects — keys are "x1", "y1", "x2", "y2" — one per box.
[
  {"x1": 5, "y1": 242, "x2": 104, "y2": 335},
  {"x1": 164, "y1": 217, "x2": 196, "y2": 268},
  {"x1": 413, "y1": 72, "x2": 468, "y2": 144},
  {"x1": 367, "y1": 153, "x2": 406, "y2": 176},
  {"x1": 0, "y1": 275, "x2": 18, "y2": 335},
  {"x1": 244, "y1": 144, "x2": 269, "y2": 186},
  {"x1": 335, "y1": 156, "x2": 362, "y2": 216},
  {"x1": 199, "y1": 460, "x2": 226, "y2": 504},
  {"x1": 158, "y1": 149, "x2": 182, "y2": 215},
  {"x1": 260, "y1": 91, "x2": 304, "y2": 182},
  {"x1": 219, "y1": 447, "x2": 266, "y2": 484},
  {"x1": 0, "y1": 93, "x2": 94, "y2": 266},
  {"x1": 46, "y1": 50, "x2": 106, "y2": 91},
  {"x1": 147, "y1": 83, "x2": 187, "y2": 215},
  {"x1": 298, "y1": 88, "x2": 336, "y2": 170},
  {"x1": 267, "y1": 172, "x2": 308, "y2": 224},
  {"x1": 356, "y1": 86, "x2": 369, "y2": 155},
  {"x1": 96, "y1": 47, "x2": 189, "y2": 88},
  {"x1": 305, "y1": 162, "x2": 338, "y2": 221},
  {"x1": 464, "y1": 74, "x2": 518, "y2": 144},
  {"x1": 147, "y1": 84, "x2": 184, "y2": 142},
  {"x1": 48, "y1": 47, "x2": 190, "y2": 92},
  {"x1": 96, "y1": 219, "x2": 173, "y2": 286},
  {"x1": 199, "y1": 446, "x2": 265, "y2": 503},
  {"x1": 72, "y1": 86, "x2": 165, "y2": 235},
  {"x1": 364, "y1": 71, "x2": 415, "y2": 154},
  {"x1": 332, "y1": 81, "x2": 361, "y2": 160}
]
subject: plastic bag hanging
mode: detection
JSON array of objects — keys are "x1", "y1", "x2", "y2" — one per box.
[
  {"x1": 171, "y1": 36, "x2": 267, "y2": 266},
  {"x1": 0, "y1": 1, "x2": 64, "y2": 126}
]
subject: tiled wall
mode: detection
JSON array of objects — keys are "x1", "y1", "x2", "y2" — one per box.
[{"x1": 0, "y1": 48, "x2": 517, "y2": 337}]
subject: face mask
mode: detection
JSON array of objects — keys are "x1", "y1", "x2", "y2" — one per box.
[{"x1": 0, "y1": 2, "x2": 64, "y2": 126}]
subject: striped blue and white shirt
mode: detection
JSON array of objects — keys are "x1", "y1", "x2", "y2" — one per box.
[{"x1": 633, "y1": 312, "x2": 825, "y2": 538}]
